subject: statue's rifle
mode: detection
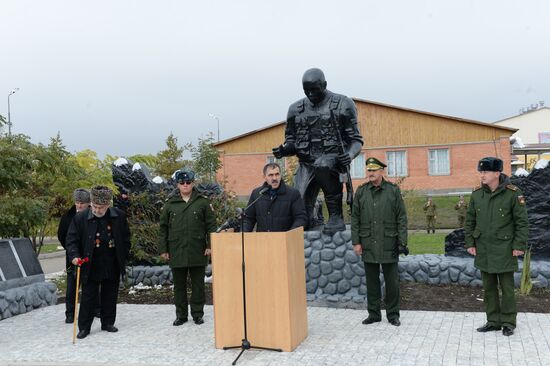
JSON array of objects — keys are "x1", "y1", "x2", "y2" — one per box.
[{"x1": 330, "y1": 110, "x2": 354, "y2": 212}]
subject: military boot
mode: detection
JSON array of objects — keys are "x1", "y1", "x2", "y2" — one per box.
[{"x1": 322, "y1": 194, "x2": 346, "y2": 235}]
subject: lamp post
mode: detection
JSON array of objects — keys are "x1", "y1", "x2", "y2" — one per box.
[
  {"x1": 7, "y1": 88, "x2": 19, "y2": 137},
  {"x1": 208, "y1": 113, "x2": 220, "y2": 142}
]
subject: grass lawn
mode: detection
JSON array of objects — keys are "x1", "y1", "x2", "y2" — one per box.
[
  {"x1": 404, "y1": 195, "x2": 469, "y2": 230},
  {"x1": 408, "y1": 232, "x2": 446, "y2": 255},
  {"x1": 39, "y1": 243, "x2": 64, "y2": 254},
  {"x1": 319, "y1": 194, "x2": 469, "y2": 230}
]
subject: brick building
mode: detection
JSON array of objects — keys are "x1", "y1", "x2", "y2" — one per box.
[{"x1": 215, "y1": 99, "x2": 517, "y2": 197}]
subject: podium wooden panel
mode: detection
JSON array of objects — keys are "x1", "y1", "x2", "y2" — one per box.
[{"x1": 211, "y1": 227, "x2": 308, "y2": 352}]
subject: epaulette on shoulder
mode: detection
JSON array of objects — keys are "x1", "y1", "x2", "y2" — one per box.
[
  {"x1": 506, "y1": 184, "x2": 518, "y2": 191},
  {"x1": 473, "y1": 185, "x2": 482, "y2": 192},
  {"x1": 358, "y1": 182, "x2": 369, "y2": 189}
]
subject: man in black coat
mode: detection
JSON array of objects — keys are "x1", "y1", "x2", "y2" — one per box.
[
  {"x1": 66, "y1": 186, "x2": 131, "y2": 339},
  {"x1": 57, "y1": 188, "x2": 91, "y2": 324},
  {"x1": 243, "y1": 163, "x2": 307, "y2": 232}
]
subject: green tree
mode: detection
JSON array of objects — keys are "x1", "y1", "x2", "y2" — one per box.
[
  {"x1": 0, "y1": 133, "x2": 115, "y2": 251},
  {"x1": 191, "y1": 132, "x2": 221, "y2": 182},
  {"x1": 0, "y1": 134, "x2": 60, "y2": 245},
  {"x1": 72, "y1": 149, "x2": 117, "y2": 191},
  {"x1": 155, "y1": 133, "x2": 187, "y2": 179}
]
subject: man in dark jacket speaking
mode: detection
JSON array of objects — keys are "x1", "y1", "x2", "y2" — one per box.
[{"x1": 243, "y1": 163, "x2": 307, "y2": 232}]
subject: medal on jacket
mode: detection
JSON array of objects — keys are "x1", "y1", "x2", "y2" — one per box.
[{"x1": 94, "y1": 224, "x2": 115, "y2": 248}]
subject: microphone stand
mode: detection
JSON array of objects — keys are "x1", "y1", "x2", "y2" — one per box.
[{"x1": 223, "y1": 188, "x2": 282, "y2": 365}]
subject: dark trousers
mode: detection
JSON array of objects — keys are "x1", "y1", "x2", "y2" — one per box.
[
  {"x1": 172, "y1": 266, "x2": 206, "y2": 319},
  {"x1": 365, "y1": 262, "x2": 400, "y2": 321},
  {"x1": 78, "y1": 273, "x2": 119, "y2": 331},
  {"x1": 458, "y1": 216, "x2": 465, "y2": 228},
  {"x1": 65, "y1": 267, "x2": 77, "y2": 317},
  {"x1": 66, "y1": 264, "x2": 101, "y2": 318},
  {"x1": 482, "y1": 271, "x2": 517, "y2": 328}
]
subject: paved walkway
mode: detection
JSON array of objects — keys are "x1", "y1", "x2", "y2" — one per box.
[
  {"x1": 38, "y1": 251, "x2": 66, "y2": 275},
  {"x1": 1, "y1": 304, "x2": 549, "y2": 366}
]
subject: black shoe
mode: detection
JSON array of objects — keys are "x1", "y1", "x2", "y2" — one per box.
[
  {"x1": 362, "y1": 317, "x2": 381, "y2": 325},
  {"x1": 65, "y1": 316, "x2": 74, "y2": 324},
  {"x1": 173, "y1": 318, "x2": 188, "y2": 326},
  {"x1": 101, "y1": 324, "x2": 118, "y2": 332},
  {"x1": 476, "y1": 323, "x2": 501, "y2": 332},
  {"x1": 502, "y1": 326, "x2": 514, "y2": 336},
  {"x1": 77, "y1": 329, "x2": 90, "y2": 339},
  {"x1": 193, "y1": 317, "x2": 204, "y2": 325},
  {"x1": 389, "y1": 318, "x2": 401, "y2": 327}
]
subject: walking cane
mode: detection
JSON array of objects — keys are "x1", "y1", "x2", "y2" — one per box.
[{"x1": 72, "y1": 257, "x2": 89, "y2": 344}]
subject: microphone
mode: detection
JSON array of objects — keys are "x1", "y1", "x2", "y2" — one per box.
[
  {"x1": 215, "y1": 208, "x2": 242, "y2": 233},
  {"x1": 216, "y1": 217, "x2": 237, "y2": 233},
  {"x1": 259, "y1": 186, "x2": 270, "y2": 195}
]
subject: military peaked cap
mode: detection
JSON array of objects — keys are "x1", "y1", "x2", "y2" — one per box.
[{"x1": 365, "y1": 157, "x2": 387, "y2": 170}]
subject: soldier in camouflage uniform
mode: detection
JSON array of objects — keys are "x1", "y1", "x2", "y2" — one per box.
[
  {"x1": 464, "y1": 157, "x2": 529, "y2": 337},
  {"x1": 273, "y1": 68, "x2": 363, "y2": 235},
  {"x1": 454, "y1": 195, "x2": 468, "y2": 228},
  {"x1": 423, "y1": 197, "x2": 437, "y2": 233}
]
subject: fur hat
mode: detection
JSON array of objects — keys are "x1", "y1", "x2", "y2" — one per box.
[
  {"x1": 175, "y1": 169, "x2": 196, "y2": 183},
  {"x1": 73, "y1": 188, "x2": 91, "y2": 203},
  {"x1": 477, "y1": 157, "x2": 503, "y2": 172},
  {"x1": 90, "y1": 186, "x2": 113, "y2": 205}
]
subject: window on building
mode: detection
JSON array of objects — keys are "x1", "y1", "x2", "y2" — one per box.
[
  {"x1": 350, "y1": 153, "x2": 365, "y2": 178},
  {"x1": 386, "y1": 151, "x2": 407, "y2": 177},
  {"x1": 428, "y1": 148, "x2": 450, "y2": 175}
]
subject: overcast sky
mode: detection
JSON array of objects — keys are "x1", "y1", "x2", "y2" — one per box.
[{"x1": 1, "y1": 0, "x2": 548, "y2": 157}]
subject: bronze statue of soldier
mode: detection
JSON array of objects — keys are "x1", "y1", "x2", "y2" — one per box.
[{"x1": 273, "y1": 68, "x2": 363, "y2": 235}]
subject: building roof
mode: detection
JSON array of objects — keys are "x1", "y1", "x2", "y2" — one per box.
[
  {"x1": 214, "y1": 98, "x2": 517, "y2": 147},
  {"x1": 494, "y1": 107, "x2": 550, "y2": 124},
  {"x1": 513, "y1": 143, "x2": 550, "y2": 155}
]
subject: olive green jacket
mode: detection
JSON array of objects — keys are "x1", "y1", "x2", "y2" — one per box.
[
  {"x1": 158, "y1": 189, "x2": 217, "y2": 268},
  {"x1": 423, "y1": 201, "x2": 437, "y2": 216},
  {"x1": 464, "y1": 174, "x2": 529, "y2": 273},
  {"x1": 351, "y1": 179, "x2": 408, "y2": 264}
]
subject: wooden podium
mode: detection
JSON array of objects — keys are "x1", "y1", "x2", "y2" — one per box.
[{"x1": 211, "y1": 227, "x2": 308, "y2": 352}]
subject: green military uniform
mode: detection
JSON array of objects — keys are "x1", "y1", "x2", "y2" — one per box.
[
  {"x1": 351, "y1": 164, "x2": 408, "y2": 323},
  {"x1": 159, "y1": 189, "x2": 217, "y2": 321},
  {"x1": 464, "y1": 170, "x2": 528, "y2": 330},
  {"x1": 423, "y1": 200, "x2": 437, "y2": 233},
  {"x1": 454, "y1": 199, "x2": 468, "y2": 228}
]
